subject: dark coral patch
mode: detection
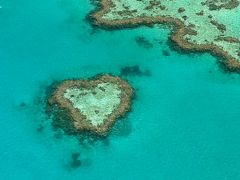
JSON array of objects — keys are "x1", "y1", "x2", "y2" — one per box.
[
  {"x1": 20, "y1": 102, "x2": 27, "y2": 107},
  {"x1": 162, "y1": 50, "x2": 171, "y2": 56},
  {"x1": 36, "y1": 124, "x2": 44, "y2": 133},
  {"x1": 120, "y1": 65, "x2": 151, "y2": 77},
  {"x1": 135, "y1": 36, "x2": 153, "y2": 49},
  {"x1": 70, "y1": 153, "x2": 82, "y2": 168}
]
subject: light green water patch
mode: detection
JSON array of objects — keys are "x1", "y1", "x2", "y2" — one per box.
[
  {"x1": 64, "y1": 82, "x2": 121, "y2": 126},
  {"x1": 101, "y1": 0, "x2": 240, "y2": 61}
]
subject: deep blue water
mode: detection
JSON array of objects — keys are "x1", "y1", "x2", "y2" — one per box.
[{"x1": 1, "y1": 0, "x2": 240, "y2": 179}]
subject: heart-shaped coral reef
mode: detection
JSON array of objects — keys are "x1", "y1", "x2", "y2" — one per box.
[{"x1": 48, "y1": 74, "x2": 133, "y2": 135}]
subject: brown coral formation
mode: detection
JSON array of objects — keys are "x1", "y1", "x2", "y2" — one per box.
[
  {"x1": 88, "y1": 0, "x2": 240, "y2": 71},
  {"x1": 210, "y1": 20, "x2": 226, "y2": 33},
  {"x1": 48, "y1": 74, "x2": 133, "y2": 136},
  {"x1": 202, "y1": 0, "x2": 239, "y2": 10}
]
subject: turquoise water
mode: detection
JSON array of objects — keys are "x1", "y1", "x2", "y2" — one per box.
[{"x1": 1, "y1": 0, "x2": 240, "y2": 179}]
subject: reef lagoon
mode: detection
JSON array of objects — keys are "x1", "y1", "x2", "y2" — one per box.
[{"x1": 1, "y1": 0, "x2": 240, "y2": 179}]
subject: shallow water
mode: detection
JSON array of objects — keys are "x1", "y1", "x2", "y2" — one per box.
[{"x1": 1, "y1": 0, "x2": 240, "y2": 179}]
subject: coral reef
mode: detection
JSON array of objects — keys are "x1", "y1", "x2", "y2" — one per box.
[
  {"x1": 120, "y1": 65, "x2": 151, "y2": 76},
  {"x1": 89, "y1": 0, "x2": 240, "y2": 71},
  {"x1": 135, "y1": 36, "x2": 153, "y2": 49},
  {"x1": 48, "y1": 74, "x2": 133, "y2": 135}
]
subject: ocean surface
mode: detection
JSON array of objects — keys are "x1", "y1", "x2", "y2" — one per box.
[{"x1": 1, "y1": 0, "x2": 240, "y2": 179}]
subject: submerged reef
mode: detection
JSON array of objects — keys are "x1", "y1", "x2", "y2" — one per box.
[
  {"x1": 47, "y1": 74, "x2": 133, "y2": 136},
  {"x1": 120, "y1": 65, "x2": 151, "y2": 76},
  {"x1": 135, "y1": 36, "x2": 153, "y2": 49},
  {"x1": 89, "y1": 0, "x2": 240, "y2": 71}
]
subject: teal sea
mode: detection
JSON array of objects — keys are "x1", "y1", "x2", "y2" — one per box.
[{"x1": 1, "y1": 0, "x2": 240, "y2": 179}]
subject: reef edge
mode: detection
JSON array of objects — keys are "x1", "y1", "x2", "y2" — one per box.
[
  {"x1": 47, "y1": 74, "x2": 133, "y2": 136},
  {"x1": 88, "y1": 0, "x2": 240, "y2": 72}
]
